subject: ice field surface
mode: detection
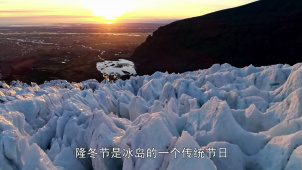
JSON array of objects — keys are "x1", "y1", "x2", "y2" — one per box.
[{"x1": 1, "y1": 63, "x2": 302, "y2": 170}]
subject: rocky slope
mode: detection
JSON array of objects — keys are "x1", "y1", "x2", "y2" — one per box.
[{"x1": 131, "y1": 0, "x2": 302, "y2": 75}]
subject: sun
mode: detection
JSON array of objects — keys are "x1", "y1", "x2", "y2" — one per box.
[{"x1": 87, "y1": 0, "x2": 134, "y2": 21}]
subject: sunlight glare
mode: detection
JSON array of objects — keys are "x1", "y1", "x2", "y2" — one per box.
[{"x1": 87, "y1": 0, "x2": 134, "y2": 20}]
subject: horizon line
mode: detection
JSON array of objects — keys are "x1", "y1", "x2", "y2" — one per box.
[{"x1": 0, "y1": 20, "x2": 179, "y2": 27}]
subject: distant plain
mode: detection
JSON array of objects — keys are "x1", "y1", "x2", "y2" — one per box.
[{"x1": 0, "y1": 23, "x2": 162, "y2": 84}]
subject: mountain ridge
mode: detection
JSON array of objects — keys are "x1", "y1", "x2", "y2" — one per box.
[{"x1": 131, "y1": 0, "x2": 302, "y2": 75}]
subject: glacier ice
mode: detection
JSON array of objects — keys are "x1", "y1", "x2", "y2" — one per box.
[{"x1": 1, "y1": 63, "x2": 302, "y2": 169}]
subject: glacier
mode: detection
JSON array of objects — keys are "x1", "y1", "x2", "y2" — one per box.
[
  {"x1": 96, "y1": 59, "x2": 137, "y2": 81},
  {"x1": 1, "y1": 63, "x2": 302, "y2": 170}
]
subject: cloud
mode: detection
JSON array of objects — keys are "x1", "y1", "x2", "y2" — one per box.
[
  {"x1": 0, "y1": 15, "x2": 92, "y2": 19},
  {"x1": 0, "y1": 10, "x2": 50, "y2": 13}
]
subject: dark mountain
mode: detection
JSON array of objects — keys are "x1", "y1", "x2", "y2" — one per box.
[{"x1": 130, "y1": 0, "x2": 302, "y2": 75}]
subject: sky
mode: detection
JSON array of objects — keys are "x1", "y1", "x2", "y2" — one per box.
[{"x1": 0, "y1": 0, "x2": 257, "y2": 25}]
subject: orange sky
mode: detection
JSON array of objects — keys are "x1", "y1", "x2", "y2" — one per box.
[{"x1": 0, "y1": 0, "x2": 257, "y2": 25}]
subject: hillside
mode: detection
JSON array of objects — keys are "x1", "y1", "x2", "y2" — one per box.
[{"x1": 131, "y1": 0, "x2": 302, "y2": 75}]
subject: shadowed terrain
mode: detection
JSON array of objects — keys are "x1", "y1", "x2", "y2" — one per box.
[{"x1": 131, "y1": 0, "x2": 302, "y2": 75}]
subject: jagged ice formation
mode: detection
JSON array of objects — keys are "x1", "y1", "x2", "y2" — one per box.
[{"x1": 1, "y1": 63, "x2": 302, "y2": 170}]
